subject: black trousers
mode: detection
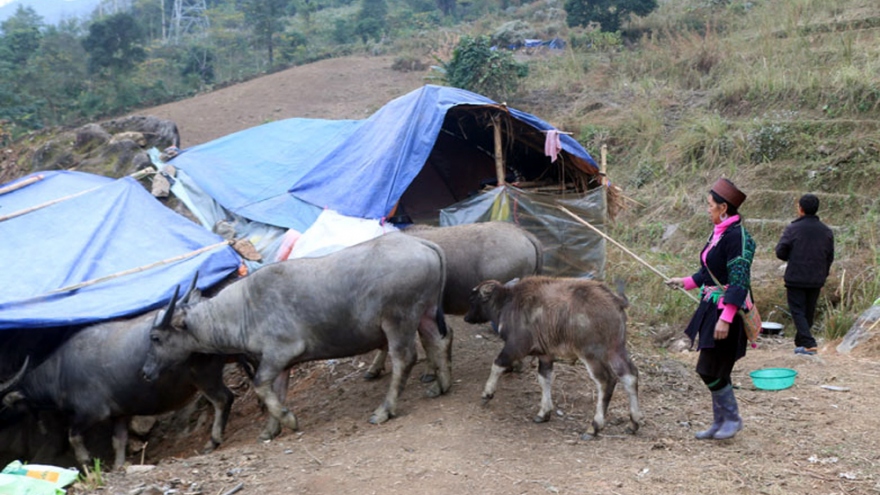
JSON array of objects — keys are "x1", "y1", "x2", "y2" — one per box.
[{"x1": 786, "y1": 286, "x2": 821, "y2": 348}]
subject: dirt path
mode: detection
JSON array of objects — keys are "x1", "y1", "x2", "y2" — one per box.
[
  {"x1": 88, "y1": 56, "x2": 880, "y2": 495},
  {"x1": 82, "y1": 317, "x2": 880, "y2": 495},
  {"x1": 132, "y1": 55, "x2": 428, "y2": 148}
]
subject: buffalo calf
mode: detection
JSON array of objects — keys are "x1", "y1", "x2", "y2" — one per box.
[{"x1": 464, "y1": 276, "x2": 641, "y2": 439}]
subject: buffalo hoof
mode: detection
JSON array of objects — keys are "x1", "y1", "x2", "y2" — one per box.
[
  {"x1": 202, "y1": 439, "x2": 219, "y2": 453},
  {"x1": 481, "y1": 394, "x2": 494, "y2": 406},
  {"x1": 363, "y1": 370, "x2": 381, "y2": 380},
  {"x1": 369, "y1": 409, "x2": 392, "y2": 424},
  {"x1": 533, "y1": 413, "x2": 550, "y2": 423},
  {"x1": 625, "y1": 421, "x2": 640, "y2": 435},
  {"x1": 426, "y1": 382, "x2": 444, "y2": 398},
  {"x1": 420, "y1": 372, "x2": 437, "y2": 383},
  {"x1": 579, "y1": 432, "x2": 597, "y2": 441}
]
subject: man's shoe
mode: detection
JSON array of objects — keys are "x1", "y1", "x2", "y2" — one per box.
[{"x1": 794, "y1": 346, "x2": 817, "y2": 355}]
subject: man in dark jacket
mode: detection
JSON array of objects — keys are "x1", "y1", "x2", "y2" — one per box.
[{"x1": 775, "y1": 194, "x2": 834, "y2": 355}]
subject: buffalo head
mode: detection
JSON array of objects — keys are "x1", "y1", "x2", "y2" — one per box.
[
  {"x1": 143, "y1": 276, "x2": 201, "y2": 382},
  {"x1": 463, "y1": 280, "x2": 502, "y2": 324}
]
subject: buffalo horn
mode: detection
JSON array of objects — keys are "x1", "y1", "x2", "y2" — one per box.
[
  {"x1": 181, "y1": 272, "x2": 200, "y2": 304},
  {"x1": 159, "y1": 285, "x2": 181, "y2": 328},
  {"x1": 0, "y1": 356, "x2": 30, "y2": 395}
]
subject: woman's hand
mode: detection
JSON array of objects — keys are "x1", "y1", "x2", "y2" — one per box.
[
  {"x1": 714, "y1": 319, "x2": 730, "y2": 340},
  {"x1": 665, "y1": 278, "x2": 685, "y2": 289}
]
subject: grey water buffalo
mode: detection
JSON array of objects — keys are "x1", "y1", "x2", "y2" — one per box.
[
  {"x1": 142, "y1": 233, "x2": 451, "y2": 441},
  {"x1": 365, "y1": 221, "x2": 543, "y2": 379},
  {"x1": 0, "y1": 311, "x2": 233, "y2": 470},
  {"x1": 464, "y1": 276, "x2": 642, "y2": 439}
]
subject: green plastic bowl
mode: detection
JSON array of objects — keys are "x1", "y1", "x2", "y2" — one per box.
[{"x1": 750, "y1": 368, "x2": 797, "y2": 390}]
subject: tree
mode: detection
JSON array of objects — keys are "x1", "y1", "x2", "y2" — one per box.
[
  {"x1": 237, "y1": 0, "x2": 291, "y2": 67},
  {"x1": 564, "y1": 0, "x2": 657, "y2": 32},
  {"x1": 82, "y1": 13, "x2": 147, "y2": 74},
  {"x1": 0, "y1": 5, "x2": 44, "y2": 67},
  {"x1": 356, "y1": 0, "x2": 387, "y2": 43},
  {"x1": 442, "y1": 35, "x2": 528, "y2": 101},
  {"x1": 27, "y1": 27, "x2": 89, "y2": 125}
]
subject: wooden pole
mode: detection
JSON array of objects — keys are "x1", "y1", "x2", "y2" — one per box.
[
  {"x1": 0, "y1": 174, "x2": 43, "y2": 196},
  {"x1": 0, "y1": 169, "x2": 154, "y2": 223},
  {"x1": 48, "y1": 241, "x2": 232, "y2": 295},
  {"x1": 492, "y1": 114, "x2": 505, "y2": 187},
  {"x1": 556, "y1": 205, "x2": 700, "y2": 303}
]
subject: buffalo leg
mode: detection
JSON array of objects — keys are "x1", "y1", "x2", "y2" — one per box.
[
  {"x1": 364, "y1": 348, "x2": 387, "y2": 380},
  {"x1": 482, "y1": 342, "x2": 521, "y2": 402},
  {"x1": 370, "y1": 319, "x2": 417, "y2": 424},
  {"x1": 418, "y1": 309, "x2": 452, "y2": 397},
  {"x1": 68, "y1": 426, "x2": 92, "y2": 469},
  {"x1": 259, "y1": 371, "x2": 289, "y2": 440},
  {"x1": 253, "y1": 363, "x2": 298, "y2": 433},
  {"x1": 611, "y1": 354, "x2": 642, "y2": 434},
  {"x1": 534, "y1": 356, "x2": 554, "y2": 423},
  {"x1": 111, "y1": 418, "x2": 129, "y2": 469},
  {"x1": 199, "y1": 381, "x2": 234, "y2": 449},
  {"x1": 580, "y1": 358, "x2": 616, "y2": 438}
]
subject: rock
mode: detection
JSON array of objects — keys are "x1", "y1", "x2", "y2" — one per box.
[
  {"x1": 101, "y1": 115, "x2": 181, "y2": 149},
  {"x1": 837, "y1": 304, "x2": 880, "y2": 353},
  {"x1": 233, "y1": 238, "x2": 262, "y2": 261},
  {"x1": 110, "y1": 131, "x2": 148, "y2": 147},
  {"x1": 75, "y1": 124, "x2": 111, "y2": 152},
  {"x1": 151, "y1": 172, "x2": 171, "y2": 198},
  {"x1": 130, "y1": 416, "x2": 158, "y2": 436},
  {"x1": 125, "y1": 464, "x2": 157, "y2": 475}
]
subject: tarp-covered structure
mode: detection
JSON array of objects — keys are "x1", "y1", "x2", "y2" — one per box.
[
  {"x1": 164, "y1": 84, "x2": 609, "y2": 278},
  {"x1": 0, "y1": 171, "x2": 242, "y2": 331}
]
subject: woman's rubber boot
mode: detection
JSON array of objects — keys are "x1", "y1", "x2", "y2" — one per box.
[
  {"x1": 694, "y1": 392, "x2": 723, "y2": 439},
  {"x1": 713, "y1": 384, "x2": 743, "y2": 440}
]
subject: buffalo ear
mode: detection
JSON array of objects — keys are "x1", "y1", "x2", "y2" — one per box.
[{"x1": 478, "y1": 281, "x2": 497, "y2": 299}]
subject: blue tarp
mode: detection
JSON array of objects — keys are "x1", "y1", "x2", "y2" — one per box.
[
  {"x1": 0, "y1": 171, "x2": 242, "y2": 330},
  {"x1": 169, "y1": 85, "x2": 597, "y2": 226}
]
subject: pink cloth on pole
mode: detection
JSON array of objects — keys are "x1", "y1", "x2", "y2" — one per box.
[{"x1": 544, "y1": 130, "x2": 562, "y2": 163}]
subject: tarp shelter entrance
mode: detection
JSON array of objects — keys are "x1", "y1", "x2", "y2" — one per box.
[
  {"x1": 163, "y1": 84, "x2": 609, "y2": 278},
  {"x1": 397, "y1": 104, "x2": 601, "y2": 222}
]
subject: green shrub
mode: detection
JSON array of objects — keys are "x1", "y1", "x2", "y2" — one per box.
[{"x1": 440, "y1": 34, "x2": 528, "y2": 100}]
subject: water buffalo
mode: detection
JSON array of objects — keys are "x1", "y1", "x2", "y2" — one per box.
[
  {"x1": 143, "y1": 232, "x2": 451, "y2": 440},
  {"x1": 0, "y1": 310, "x2": 233, "y2": 470},
  {"x1": 464, "y1": 276, "x2": 642, "y2": 439},
  {"x1": 365, "y1": 221, "x2": 543, "y2": 379}
]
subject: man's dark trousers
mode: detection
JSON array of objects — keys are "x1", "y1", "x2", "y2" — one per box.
[{"x1": 787, "y1": 286, "x2": 820, "y2": 348}]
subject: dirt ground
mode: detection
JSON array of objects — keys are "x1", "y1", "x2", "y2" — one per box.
[{"x1": 68, "y1": 56, "x2": 880, "y2": 495}]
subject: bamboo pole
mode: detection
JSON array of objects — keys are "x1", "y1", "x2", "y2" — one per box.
[
  {"x1": 0, "y1": 174, "x2": 43, "y2": 196},
  {"x1": 492, "y1": 114, "x2": 505, "y2": 187},
  {"x1": 556, "y1": 205, "x2": 700, "y2": 303},
  {"x1": 48, "y1": 240, "x2": 232, "y2": 295},
  {"x1": 0, "y1": 168, "x2": 154, "y2": 223}
]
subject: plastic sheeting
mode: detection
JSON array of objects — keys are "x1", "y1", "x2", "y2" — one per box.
[
  {"x1": 440, "y1": 186, "x2": 606, "y2": 279},
  {"x1": 166, "y1": 85, "x2": 597, "y2": 229},
  {"x1": 0, "y1": 171, "x2": 242, "y2": 330}
]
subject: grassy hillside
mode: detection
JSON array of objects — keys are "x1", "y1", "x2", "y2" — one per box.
[{"x1": 496, "y1": 0, "x2": 880, "y2": 344}]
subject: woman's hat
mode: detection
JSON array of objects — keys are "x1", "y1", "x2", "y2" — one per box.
[{"x1": 711, "y1": 178, "x2": 746, "y2": 208}]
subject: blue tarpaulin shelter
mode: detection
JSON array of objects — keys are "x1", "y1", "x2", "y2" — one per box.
[
  {"x1": 0, "y1": 171, "x2": 242, "y2": 330},
  {"x1": 167, "y1": 84, "x2": 599, "y2": 229}
]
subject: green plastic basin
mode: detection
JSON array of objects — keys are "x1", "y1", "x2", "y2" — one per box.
[{"x1": 750, "y1": 368, "x2": 797, "y2": 391}]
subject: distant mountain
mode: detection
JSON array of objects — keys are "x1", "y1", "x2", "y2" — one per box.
[{"x1": 0, "y1": 0, "x2": 101, "y2": 26}]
